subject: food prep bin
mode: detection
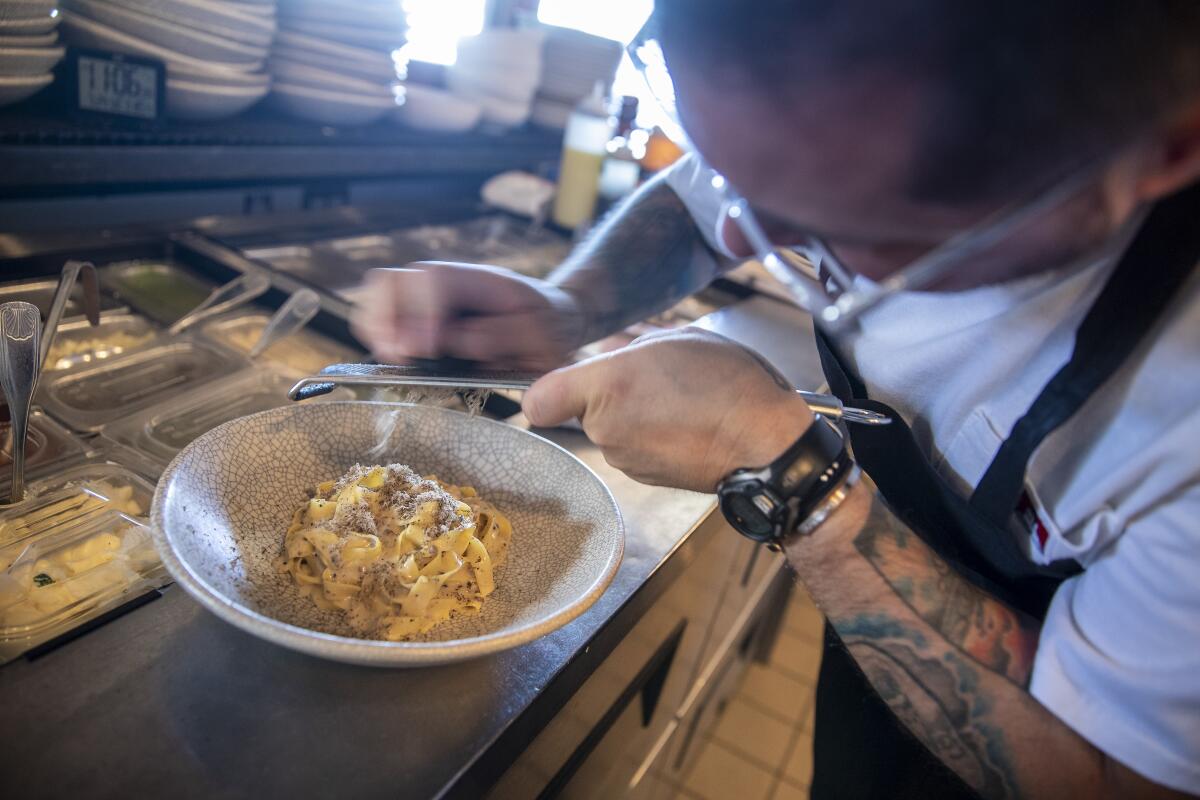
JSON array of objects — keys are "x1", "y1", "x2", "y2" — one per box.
[
  {"x1": 101, "y1": 261, "x2": 217, "y2": 325},
  {"x1": 38, "y1": 339, "x2": 250, "y2": 433},
  {"x1": 389, "y1": 215, "x2": 573, "y2": 279},
  {"x1": 100, "y1": 371, "x2": 353, "y2": 469},
  {"x1": 199, "y1": 312, "x2": 359, "y2": 377},
  {"x1": 42, "y1": 312, "x2": 162, "y2": 375},
  {"x1": 0, "y1": 462, "x2": 156, "y2": 551},
  {"x1": 0, "y1": 277, "x2": 124, "y2": 320},
  {"x1": 0, "y1": 510, "x2": 166, "y2": 663},
  {"x1": 0, "y1": 408, "x2": 89, "y2": 497}
]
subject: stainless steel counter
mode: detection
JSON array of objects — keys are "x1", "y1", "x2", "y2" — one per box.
[{"x1": 0, "y1": 291, "x2": 821, "y2": 800}]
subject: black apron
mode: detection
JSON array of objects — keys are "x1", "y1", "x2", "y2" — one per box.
[{"x1": 806, "y1": 182, "x2": 1200, "y2": 799}]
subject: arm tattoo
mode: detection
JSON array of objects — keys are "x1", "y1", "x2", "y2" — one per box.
[
  {"x1": 836, "y1": 614, "x2": 1021, "y2": 799},
  {"x1": 853, "y1": 492, "x2": 1041, "y2": 685},
  {"x1": 549, "y1": 173, "x2": 722, "y2": 342}
]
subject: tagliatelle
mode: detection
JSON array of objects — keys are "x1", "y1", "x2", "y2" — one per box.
[{"x1": 280, "y1": 464, "x2": 513, "y2": 640}]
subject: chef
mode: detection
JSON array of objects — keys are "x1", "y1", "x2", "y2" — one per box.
[{"x1": 354, "y1": 1, "x2": 1200, "y2": 797}]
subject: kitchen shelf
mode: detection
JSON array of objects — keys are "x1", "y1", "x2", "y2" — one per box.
[{"x1": 0, "y1": 106, "x2": 562, "y2": 198}]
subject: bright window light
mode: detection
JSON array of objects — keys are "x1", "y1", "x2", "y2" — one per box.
[
  {"x1": 537, "y1": 0, "x2": 652, "y2": 44},
  {"x1": 401, "y1": 0, "x2": 487, "y2": 65}
]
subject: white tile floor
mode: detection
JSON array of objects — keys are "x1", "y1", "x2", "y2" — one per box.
[{"x1": 670, "y1": 585, "x2": 825, "y2": 800}]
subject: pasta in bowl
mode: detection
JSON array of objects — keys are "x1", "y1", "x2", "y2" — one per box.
[{"x1": 150, "y1": 402, "x2": 623, "y2": 666}]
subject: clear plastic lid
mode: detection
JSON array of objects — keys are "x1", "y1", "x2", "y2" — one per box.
[
  {"x1": 0, "y1": 510, "x2": 166, "y2": 661},
  {"x1": 0, "y1": 409, "x2": 89, "y2": 496},
  {"x1": 42, "y1": 311, "x2": 161, "y2": 374},
  {"x1": 199, "y1": 312, "x2": 359, "y2": 377},
  {"x1": 39, "y1": 339, "x2": 250, "y2": 432},
  {"x1": 101, "y1": 261, "x2": 217, "y2": 325},
  {"x1": 0, "y1": 462, "x2": 155, "y2": 550},
  {"x1": 100, "y1": 370, "x2": 353, "y2": 468}
]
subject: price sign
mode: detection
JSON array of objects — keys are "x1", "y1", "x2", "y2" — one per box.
[{"x1": 71, "y1": 50, "x2": 164, "y2": 120}]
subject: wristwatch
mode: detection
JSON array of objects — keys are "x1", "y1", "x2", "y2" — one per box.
[{"x1": 717, "y1": 415, "x2": 859, "y2": 545}]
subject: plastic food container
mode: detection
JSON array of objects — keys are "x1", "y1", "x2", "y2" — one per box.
[
  {"x1": 102, "y1": 261, "x2": 216, "y2": 324},
  {"x1": 100, "y1": 371, "x2": 352, "y2": 468},
  {"x1": 242, "y1": 243, "x2": 369, "y2": 293},
  {"x1": 38, "y1": 339, "x2": 250, "y2": 432},
  {"x1": 390, "y1": 216, "x2": 572, "y2": 278},
  {"x1": 0, "y1": 408, "x2": 88, "y2": 497},
  {"x1": 199, "y1": 312, "x2": 359, "y2": 377},
  {"x1": 0, "y1": 510, "x2": 166, "y2": 663},
  {"x1": 0, "y1": 278, "x2": 123, "y2": 320},
  {"x1": 0, "y1": 462, "x2": 155, "y2": 551},
  {"x1": 42, "y1": 312, "x2": 161, "y2": 374}
]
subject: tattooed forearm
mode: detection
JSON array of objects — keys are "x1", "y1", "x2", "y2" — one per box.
[
  {"x1": 549, "y1": 173, "x2": 723, "y2": 342},
  {"x1": 837, "y1": 614, "x2": 1020, "y2": 798},
  {"x1": 853, "y1": 492, "x2": 1041, "y2": 685}
]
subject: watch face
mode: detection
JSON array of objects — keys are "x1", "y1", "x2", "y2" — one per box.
[{"x1": 720, "y1": 487, "x2": 776, "y2": 541}]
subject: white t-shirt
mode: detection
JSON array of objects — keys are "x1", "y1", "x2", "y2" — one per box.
[{"x1": 667, "y1": 154, "x2": 1200, "y2": 793}]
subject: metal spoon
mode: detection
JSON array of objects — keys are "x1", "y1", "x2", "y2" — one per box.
[
  {"x1": 39, "y1": 260, "x2": 100, "y2": 374},
  {"x1": 169, "y1": 271, "x2": 271, "y2": 336},
  {"x1": 248, "y1": 289, "x2": 321, "y2": 360},
  {"x1": 287, "y1": 362, "x2": 891, "y2": 425},
  {"x1": 0, "y1": 302, "x2": 42, "y2": 503}
]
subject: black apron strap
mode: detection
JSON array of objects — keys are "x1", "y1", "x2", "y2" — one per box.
[
  {"x1": 815, "y1": 333, "x2": 1073, "y2": 618},
  {"x1": 971, "y1": 182, "x2": 1200, "y2": 524}
]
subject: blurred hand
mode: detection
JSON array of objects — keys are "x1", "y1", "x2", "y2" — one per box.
[
  {"x1": 522, "y1": 328, "x2": 814, "y2": 492},
  {"x1": 351, "y1": 263, "x2": 587, "y2": 369}
]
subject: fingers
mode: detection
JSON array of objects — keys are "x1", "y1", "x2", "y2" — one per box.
[
  {"x1": 351, "y1": 264, "x2": 570, "y2": 364},
  {"x1": 523, "y1": 361, "x2": 598, "y2": 428}
]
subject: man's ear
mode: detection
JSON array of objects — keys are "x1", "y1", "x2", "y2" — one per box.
[{"x1": 1135, "y1": 100, "x2": 1200, "y2": 200}]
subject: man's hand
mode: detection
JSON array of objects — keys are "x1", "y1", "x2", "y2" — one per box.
[
  {"x1": 522, "y1": 328, "x2": 814, "y2": 492},
  {"x1": 351, "y1": 263, "x2": 587, "y2": 370}
]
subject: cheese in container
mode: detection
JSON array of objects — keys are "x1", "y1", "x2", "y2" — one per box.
[
  {"x1": 199, "y1": 312, "x2": 359, "y2": 378},
  {"x1": 0, "y1": 511, "x2": 165, "y2": 662},
  {"x1": 41, "y1": 312, "x2": 161, "y2": 375}
]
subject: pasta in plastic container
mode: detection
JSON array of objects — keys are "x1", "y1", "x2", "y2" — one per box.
[
  {"x1": 0, "y1": 510, "x2": 167, "y2": 663},
  {"x1": 0, "y1": 463, "x2": 155, "y2": 551}
]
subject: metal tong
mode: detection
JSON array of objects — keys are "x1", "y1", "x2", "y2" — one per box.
[
  {"x1": 39, "y1": 260, "x2": 101, "y2": 374},
  {"x1": 169, "y1": 271, "x2": 272, "y2": 336},
  {"x1": 288, "y1": 362, "x2": 891, "y2": 426}
]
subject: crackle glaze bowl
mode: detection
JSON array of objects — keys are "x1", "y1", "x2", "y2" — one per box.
[{"x1": 150, "y1": 401, "x2": 624, "y2": 666}]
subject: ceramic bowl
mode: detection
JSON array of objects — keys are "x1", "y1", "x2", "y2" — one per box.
[
  {"x1": 0, "y1": 30, "x2": 58, "y2": 46},
  {"x1": 268, "y1": 79, "x2": 394, "y2": 124},
  {"x1": 0, "y1": 43, "x2": 63, "y2": 75},
  {"x1": 151, "y1": 402, "x2": 624, "y2": 666},
  {"x1": 61, "y1": 10, "x2": 262, "y2": 72},
  {"x1": 166, "y1": 75, "x2": 267, "y2": 119},
  {"x1": 0, "y1": 13, "x2": 59, "y2": 35},
  {"x1": 0, "y1": 70, "x2": 51, "y2": 105},
  {"x1": 101, "y1": 0, "x2": 276, "y2": 47},
  {"x1": 394, "y1": 82, "x2": 482, "y2": 133},
  {"x1": 64, "y1": 0, "x2": 266, "y2": 64}
]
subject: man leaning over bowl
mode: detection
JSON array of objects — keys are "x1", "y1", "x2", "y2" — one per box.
[{"x1": 353, "y1": 1, "x2": 1200, "y2": 797}]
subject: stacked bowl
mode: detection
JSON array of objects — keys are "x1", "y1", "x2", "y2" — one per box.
[
  {"x1": 445, "y1": 28, "x2": 542, "y2": 131},
  {"x1": 267, "y1": 0, "x2": 405, "y2": 126},
  {"x1": 60, "y1": 0, "x2": 274, "y2": 119},
  {"x1": 0, "y1": 0, "x2": 64, "y2": 107},
  {"x1": 531, "y1": 26, "x2": 622, "y2": 130}
]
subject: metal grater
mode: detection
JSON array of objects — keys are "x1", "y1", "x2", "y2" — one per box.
[{"x1": 288, "y1": 362, "x2": 891, "y2": 426}]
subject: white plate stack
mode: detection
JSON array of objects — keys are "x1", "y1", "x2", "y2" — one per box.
[
  {"x1": 0, "y1": 0, "x2": 64, "y2": 107},
  {"x1": 59, "y1": 0, "x2": 274, "y2": 119},
  {"x1": 266, "y1": 0, "x2": 405, "y2": 126},
  {"x1": 531, "y1": 26, "x2": 621, "y2": 130},
  {"x1": 446, "y1": 28, "x2": 543, "y2": 130}
]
